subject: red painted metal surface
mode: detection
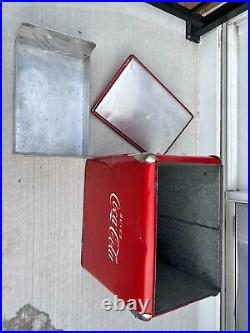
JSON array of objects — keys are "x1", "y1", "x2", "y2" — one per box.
[
  {"x1": 82, "y1": 154, "x2": 156, "y2": 315},
  {"x1": 81, "y1": 154, "x2": 221, "y2": 317},
  {"x1": 156, "y1": 154, "x2": 221, "y2": 164}
]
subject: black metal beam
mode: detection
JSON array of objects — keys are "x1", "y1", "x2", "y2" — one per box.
[
  {"x1": 148, "y1": 2, "x2": 205, "y2": 27},
  {"x1": 148, "y1": 2, "x2": 248, "y2": 43},
  {"x1": 200, "y1": 2, "x2": 248, "y2": 34},
  {"x1": 204, "y1": 2, "x2": 247, "y2": 24},
  {"x1": 188, "y1": 2, "x2": 248, "y2": 42}
]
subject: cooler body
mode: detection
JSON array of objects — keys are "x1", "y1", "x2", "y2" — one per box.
[
  {"x1": 82, "y1": 154, "x2": 157, "y2": 317},
  {"x1": 81, "y1": 153, "x2": 222, "y2": 319}
]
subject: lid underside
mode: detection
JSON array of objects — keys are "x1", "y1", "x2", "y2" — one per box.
[
  {"x1": 14, "y1": 23, "x2": 95, "y2": 157},
  {"x1": 92, "y1": 56, "x2": 193, "y2": 154}
]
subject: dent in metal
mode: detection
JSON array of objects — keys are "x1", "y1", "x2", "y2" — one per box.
[{"x1": 3, "y1": 304, "x2": 62, "y2": 331}]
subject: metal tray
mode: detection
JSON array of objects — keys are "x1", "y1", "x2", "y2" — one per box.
[
  {"x1": 14, "y1": 23, "x2": 96, "y2": 157},
  {"x1": 92, "y1": 55, "x2": 193, "y2": 154}
]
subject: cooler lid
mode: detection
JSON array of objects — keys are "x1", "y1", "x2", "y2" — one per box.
[{"x1": 92, "y1": 55, "x2": 193, "y2": 154}]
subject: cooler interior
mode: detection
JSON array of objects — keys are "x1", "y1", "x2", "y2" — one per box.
[{"x1": 155, "y1": 163, "x2": 222, "y2": 315}]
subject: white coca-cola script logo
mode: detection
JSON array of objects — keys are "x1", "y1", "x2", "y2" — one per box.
[{"x1": 108, "y1": 193, "x2": 123, "y2": 264}]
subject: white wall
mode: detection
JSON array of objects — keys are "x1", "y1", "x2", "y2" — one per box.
[
  {"x1": 3, "y1": 2, "x2": 219, "y2": 330},
  {"x1": 197, "y1": 27, "x2": 222, "y2": 331},
  {"x1": 227, "y1": 13, "x2": 248, "y2": 191},
  {"x1": 237, "y1": 17, "x2": 248, "y2": 191},
  {"x1": 197, "y1": 28, "x2": 222, "y2": 157}
]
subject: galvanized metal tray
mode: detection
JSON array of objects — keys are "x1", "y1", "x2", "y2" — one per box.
[
  {"x1": 92, "y1": 55, "x2": 193, "y2": 154},
  {"x1": 14, "y1": 23, "x2": 96, "y2": 157}
]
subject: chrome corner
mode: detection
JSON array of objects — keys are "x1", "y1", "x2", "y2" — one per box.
[
  {"x1": 130, "y1": 310, "x2": 152, "y2": 321},
  {"x1": 133, "y1": 152, "x2": 156, "y2": 164}
]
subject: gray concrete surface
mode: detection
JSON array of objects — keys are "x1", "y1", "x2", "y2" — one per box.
[
  {"x1": 3, "y1": 304, "x2": 62, "y2": 331},
  {"x1": 3, "y1": 2, "x2": 219, "y2": 330}
]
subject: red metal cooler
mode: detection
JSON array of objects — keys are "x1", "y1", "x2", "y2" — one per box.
[{"x1": 81, "y1": 153, "x2": 222, "y2": 320}]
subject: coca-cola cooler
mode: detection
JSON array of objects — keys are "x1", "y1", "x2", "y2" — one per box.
[
  {"x1": 13, "y1": 25, "x2": 223, "y2": 322},
  {"x1": 81, "y1": 153, "x2": 222, "y2": 320},
  {"x1": 81, "y1": 55, "x2": 222, "y2": 321}
]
